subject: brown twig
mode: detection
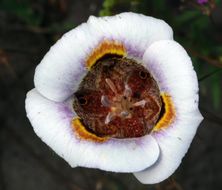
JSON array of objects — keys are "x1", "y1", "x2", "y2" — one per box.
[
  {"x1": 1, "y1": 25, "x2": 70, "y2": 35},
  {"x1": 200, "y1": 107, "x2": 222, "y2": 126},
  {"x1": 168, "y1": 177, "x2": 183, "y2": 190},
  {"x1": 0, "y1": 50, "x2": 17, "y2": 79},
  {"x1": 198, "y1": 68, "x2": 222, "y2": 82},
  {"x1": 0, "y1": 47, "x2": 36, "y2": 55},
  {"x1": 187, "y1": 49, "x2": 222, "y2": 68}
]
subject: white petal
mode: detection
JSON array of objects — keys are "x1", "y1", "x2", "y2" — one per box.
[
  {"x1": 134, "y1": 40, "x2": 203, "y2": 184},
  {"x1": 34, "y1": 12, "x2": 173, "y2": 102},
  {"x1": 87, "y1": 12, "x2": 173, "y2": 58},
  {"x1": 143, "y1": 40, "x2": 198, "y2": 104},
  {"x1": 134, "y1": 113, "x2": 202, "y2": 184},
  {"x1": 25, "y1": 89, "x2": 160, "y2": 172},
  {"x1": 34, "y1": 23, "x2": 100, "y2": 102}
]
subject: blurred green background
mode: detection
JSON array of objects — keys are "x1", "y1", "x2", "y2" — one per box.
[{"x1": 0, "y1": 0, "x2": 222, "y2": 190}]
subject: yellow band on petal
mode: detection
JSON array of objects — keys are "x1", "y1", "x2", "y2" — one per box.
[
  {"x1": 72, "y1": 118, "x2": 108, "y2": 142},
  {"x1": 86, "y1": 40, "x2": 127, "y2": 69},
  {"x1": 153, "y1": 93, "x2": 175, "y2": 132}
]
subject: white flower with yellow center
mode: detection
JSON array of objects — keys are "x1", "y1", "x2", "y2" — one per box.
[{"x1": 25, "y1": 12, "x2": 203, "y2": 184}]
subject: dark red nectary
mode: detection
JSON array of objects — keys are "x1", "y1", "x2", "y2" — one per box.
[{"x1": 73, "y1": 57, "x2": 162, "y2": 138}]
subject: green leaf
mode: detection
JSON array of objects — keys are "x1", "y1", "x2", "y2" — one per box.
[
  {"x1": 0, "y1": 0, "x2": 42, "y2": 26},
  {"x1": 175, "y1": 10, "x2": 200, "y2": 25}
]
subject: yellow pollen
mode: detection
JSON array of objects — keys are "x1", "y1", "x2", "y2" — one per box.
[
  {"x1": 86, "y1": 40, "x2": 126, "y2": 69},
  {"x1": 72, "y1": 118, "x2": 108, "y2": 142},
  {"x1": 153, "y1": 93, "x2": 176, "y2": 132},
  {"x1": 111, "y1": 107, "x2": 117, "y2": 112}
]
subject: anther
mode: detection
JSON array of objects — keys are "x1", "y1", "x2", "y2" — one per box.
[
  {"x1": 133, "y1": 100, "x2": 146, "y2": 107},
  {"x1": 105, "y1": 78, "x2": 118, "y2": 94},
  {"x1": 101, "y1": 95, "x2": 111, "y2": 107},
  {"x1": 123, "y1": 84, "x2": 132, "y2": 97},
  {"x1": 120, "y1": 111, "x2": 130, "y2": 117},
  {"x1": 105, "y1": 112, "x2": 115, "y2": 124}
]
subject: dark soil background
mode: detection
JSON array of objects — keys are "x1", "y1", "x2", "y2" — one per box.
[{"x1": 0, "y1": 0, "x2": 222, "y2": 190}]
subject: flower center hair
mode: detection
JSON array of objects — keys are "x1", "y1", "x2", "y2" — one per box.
[{"x1": 73, "y1": 56, "x2": 162, "y2": 138}]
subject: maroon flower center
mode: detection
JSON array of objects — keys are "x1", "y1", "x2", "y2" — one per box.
[{"x1": 73, "y1": 57, "x2": 162, "y2": 138}]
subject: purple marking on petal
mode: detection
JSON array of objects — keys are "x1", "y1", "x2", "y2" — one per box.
[
  {"x1": 149, "y1": 63, "x2": 165, "y2": 81},
  {"x1": 121, "y1": 39, "x2": 144, "y2": 58},
  {"x1": 151, "y1": 117, "x2": 179, "y2": 139},
  {"x1": 73, "y1": 62, "x2": 87, "y2": 82},
  {"x1": 152, "y1": 130, "x2": 165, "y2": 139},
  {"x1": 143, "y1": 59, "x2": 173, "y2": 94},
  {"x1": 144, "y1": 61, "x2": 165, "y2": 83},
  {"x1": 134, "y1": 136, "x2": 147, "y2": 146},
  {"x1": 64, "y1": 59, "x2": 87, "y2": 95},
  {"x1": 126, "y1": 45, "x2": 144, "y2": 58},
  {"x1": 57, "y1": 102, "x2": 75, "y2": 120}
]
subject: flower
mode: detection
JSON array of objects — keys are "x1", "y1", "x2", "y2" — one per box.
[
  {"x1": 25, "y1": 12, "x2": 203, "y2": 184},
  {"x1": 197, "y1": 0, "x2": 208, "y2": 4}
]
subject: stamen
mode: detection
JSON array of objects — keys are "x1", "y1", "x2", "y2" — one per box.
[
  {"x1": 101, "y1": 95, "x2": 111, "y2": 107},
  {"x1": 105, "y1": 112, "x2": 115, "y2": 124},
  {"x1": 120, "y1": 111, "x2": 129, "y2": 117},
  {"x1": 105, "y1": 78, "x2": 118, "y2": 94},
  {"x1": 124, "y1": 84, "x2": 132, "y2": 97},
  {"x1": 133, "y1": 100, "x2": 146, "y2": 107}
]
